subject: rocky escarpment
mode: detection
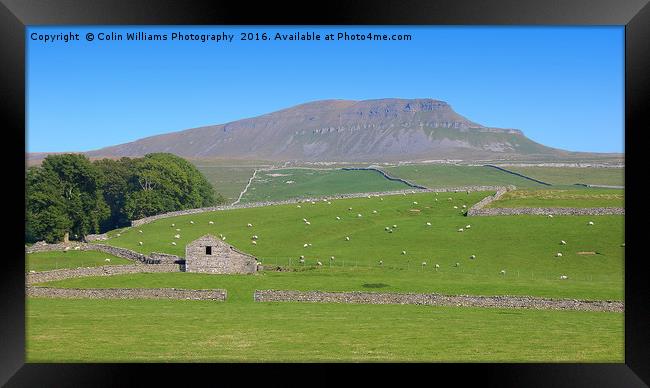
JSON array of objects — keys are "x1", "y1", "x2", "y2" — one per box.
[{"x1": 77, "y1": 98, "x2": 571, "y2": 162}]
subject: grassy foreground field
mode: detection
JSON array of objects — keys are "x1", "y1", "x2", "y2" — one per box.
[
  {"x1": 488, "y1": 188, "x2": 624, "y2": 208},
  {"x1": 26, "y1": 251, "x2": 131, "y2": 272},
  {"x1": 26, "y1": 297, "x2": 622, "y2": 362},
  {"x1": 240, "y1": 168, "x2": 410, "y2": 203},
  {"x1": 28, "y1": 190, "x2": 624, "y2": 362}
]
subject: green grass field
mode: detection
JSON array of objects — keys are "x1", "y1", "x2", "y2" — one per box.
[
  {"x1": 26, "y1": 250, "x2": 132, "y2": 272},
  {"x1": 504, "y1": 166, "x2": 624, "y2": 186},
  {"x1": 28, "y1": 190, "x2": 625, "y2": 362},
  {"x1": 239, "y1": 168, "x2": 410, "y2": 203},
  {"x1": 98, "y1": 191, "x2": 623, "y2": 300},
  {"x1": 488, "y1": 188, "x2": 625, "y2": 208},
  {"x1": 26, "y1": 297, "x2": 622, "y2": 362},
  {"x1": 383, "y1": 165, "x2": 548, "y2": 189}
]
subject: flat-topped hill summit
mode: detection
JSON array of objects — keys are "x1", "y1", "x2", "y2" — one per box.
[{"x1": 35, "y1": 98, "x2": 616, "y2": 162}]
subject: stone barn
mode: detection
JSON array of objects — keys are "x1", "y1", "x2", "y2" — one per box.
[{"x1": 185, "y1": 234, "x2": 258, "y2": 274}]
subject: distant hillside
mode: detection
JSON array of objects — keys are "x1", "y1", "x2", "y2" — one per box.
[{"x1": 29, "y1": 98, "x2": 623, "y2": 163}]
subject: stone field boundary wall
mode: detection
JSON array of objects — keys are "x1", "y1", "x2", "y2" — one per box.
[
  {"x1": 26, "y1": 242, "x2": 183, "y2": 265},
  {"x1": 466, "y1": 187, "x2": 624, "y2": 217},
  {"x1": 26, "y1": 264, "x2": 179, "y2": 285},
  {"x1": 27, "y1": 287, "x2": 227, "y2": 300},
  {"x1": 468, "y1": 207, "x2": 625, "y2": 217},
  {"x1": 253, "y1": 290, "x2": 623, "y2": 313},
  {"x1": 130, "y1": 185, "x2": 511, "y2": 227}
]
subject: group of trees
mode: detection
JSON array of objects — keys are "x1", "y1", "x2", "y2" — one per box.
[{"x1": 26, "y1": 153, "x2": 224, "y2": 243}]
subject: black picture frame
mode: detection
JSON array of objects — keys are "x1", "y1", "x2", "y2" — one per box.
[{"x1": 2, "y1": 0, "x2": 647, "y2": 386}]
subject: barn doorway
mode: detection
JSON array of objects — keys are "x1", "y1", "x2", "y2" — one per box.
[{"x1": 206, "y1": 246, "x2": 212, "y2": 255}]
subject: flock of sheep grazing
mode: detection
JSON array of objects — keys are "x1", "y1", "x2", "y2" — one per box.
[{"x1": 112, "y1": 192, "x2": 606, "y2": 281}]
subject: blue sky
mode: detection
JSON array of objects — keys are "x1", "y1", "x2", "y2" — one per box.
[{"x1": 27, "y1": 26, "x2": 624, "y2": 153}]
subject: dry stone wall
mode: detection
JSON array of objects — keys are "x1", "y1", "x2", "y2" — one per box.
[
  {"x1": 26, "y1": 264, "x2": 179, "y2": 285},
  {"x1": 27, "y1": 287, "x2": 226, "y2": 300},
  {"x1": 253, "y1": 290, "x2": 623, "y2": 313},
  {"x1": 130, "y1": 186, "x2": 510, "y2": 227},
  {"x1": 468, "y1": 207, "x2": 625, "y2": 217}
]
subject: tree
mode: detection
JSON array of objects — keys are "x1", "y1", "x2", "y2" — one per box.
[
  {"x1": 123, "y1": 153, "x2": 218, "y2": 219},
  {"x1": 93, "y1": 157, "x2": 137, "y2": 230},
  {"x1": 26, "y1": 154, "x2": 110, "y2": 242}
]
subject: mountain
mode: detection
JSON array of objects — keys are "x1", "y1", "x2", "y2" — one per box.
[{"x1": 37, "y1": 98, "x2": 616, "y2": 162}]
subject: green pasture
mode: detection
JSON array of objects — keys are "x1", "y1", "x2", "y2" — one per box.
[
  {"x1": 504, "y1": 166, "x2": 624, "y2": 186},
  {"x1": 383, "y1": 164, "x2": 547, "y2": 189},
  {"x1": 26, "y1": 297, "x2": 623, "y2": 362},
  {"x1": 100, "y1": 191, "x2": 623, "y2": 300},
  {"x1": 239, "y1": 168, "x2": 410, "y2": 203},
  {"x1": 26, "y1": 250, "x2": 132, "y2": 273},
  {"x1": 488, "y1": 188, "x2": 624, "y2": 208}
]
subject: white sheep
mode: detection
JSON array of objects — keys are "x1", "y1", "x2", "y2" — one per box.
[
  {"x1": 465, "y1": 225, "x2": 471, "y2": 229},
  {"x1": 300, "y1": 255, "x2": 305, "y2": 259},
  {"x1": 500, "y1": 270, "x2": 506, "y2": 275},
  {"x1": 317, "y1": 261, "x2": 322, "y2": 266},
  {"x1": 174, "y1": 234, "x2": 181, "y2": 239},
  {"x1": 548, "y1": 214, "x2": 554, "y2": 218},
  {"x1": 63, "y1": 246, "x2": 70, "y2": 251},
  {"x1": 252, "y1": 235, "x2": 258, "y2": 240},
  {"x1": 372, "y1": 210, "x2": 377, "y2": 214},
  {"x1": 336, "y1": 216, "x2": 341, "y2": 220},
  {"x1": 309, "y1": 243, "x2": 312, "y2": 247},
  {"x1": 327, "y1": 202, "x2": 332, "y2": 205},
  {"x1": 209, "y1": 221, "x2": 214, "y2": 224},
  {"x1": 138, "y1": 241, "x2": 143, "y2": 246},
  {"x1": 330, "y1": 256, "x2": 335, "y2": 261},
  {"x1": 252, "y1": 240, "x2": 257, "y2": 245},
  {"x1": 175, "y1": 228, "x2": 181, "y2": 231},
  {"x1": 190, "y1": 221, "x2": 194, "y2": 224},
  {"x1": 299, "y1": 259, "x2": 305, "y2": 264},
  {"x1": 559, "y1": 275, "x2": 568, "y2": 280},
  {"x1": 296, "y1": 205, "x2": 301, "y2": 208},
  {"x1": 453, "y1": 206, "x2": 458, "y2": 209},
  {"x1": 462, "y1": 205, "x2": 467, "y2": 208},
  {"x1": 311, "y1": 201, "x2": 316, "y2": 205},
  {"x1": 171, "y1": 242, "x2": 177, "y2": 246},
  {"x1": 458, "y1": 228, "x2": 464, "y2": 232},
  {"x1": 305, "y1": 221, "x2": 311, "y2": 225},
  {"x1": 421, "y1": 261, "x2": 427, "y2": 266},
  {"x1": 74, "y1": 246, "x2": 80, "y2": 250},
  {"x1": 401, "y1": 250, "x2": 407, "y2": 255},
  {"x1": 379, "y1": 260, "x2": 383, "y2": 265},
  {"x1": 345, "y1": 237, "x2": 350, "y2": 241},
  {"x1": 380, "y1": 198, "x2": 384, "y2": 201},
  {"x1": 393, "y1": 225, "x2": 398, "y2": 228},
  {"x1": 426, "y1": 222, "x2": 431, "y2": 226},
  {"x1": 105, "y1": 258, "x2": 111, "y2": 262},
  {"x1": 434, "y1": 264, "x2": 440, "y2": 269},
  {"x1": 588, "y1": 221, "x2": 594, "y2": 225},
  {"x1": 304, "y1": 243, "x2": 309, "y2": 248},
  {"x1": 560, "y1": 240, "x2": 567, "y2": 245},
  {"x1": 357, "y1": 214, "x2": 362, "y2": 217},
  {"x1": 455, "y1": 262, "x2": 460, "y2": 267},
  {"x1": 116, "y1": 233, "x2": 121, "y2": 237},
  {"x1": 247, "y1": 223, "x2": 253, "y2": 227},
  {"x1": 435, "y1": 198, "x2": 438, "y2": 201},
  {"x1": 348, "y1": 207, "x2": 353, "y2": 210},
  {"x1": 303, "y1": 218, "x2": 308, "y2": 222},
  {"x1": 470, "y1": 254, "x2": 476, "y2": 259},
  {"x1": 385, "y1": 226, "x2": 391, "y2": 231},
  {"x1": 221, "y1": 236, "x2": 226, "y2": 241},
  {"x1": 413, "y1": 201, "x2": 418, "y2": 205},
  {"x1": 139, "y1": 230, "x2": 143, "y2": 233},
  {"x1": 556, "y1": 252, "x2": 563, "y2": 257},
  {"x1": 171, "y1": 223, "x2": 175, "y2": 227}
]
